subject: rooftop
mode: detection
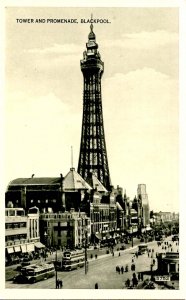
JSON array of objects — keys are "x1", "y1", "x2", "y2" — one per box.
[{"x1": 63, "y1": 168, "x2": 92, "y2": 191}]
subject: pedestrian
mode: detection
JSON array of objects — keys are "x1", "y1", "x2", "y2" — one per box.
[
  {"x1": 118, "y1": 266, "x2": 121, "y2": 274},
  {"x1": 132, "y1": 273, "x2": 138, "y2": 287},
  {"x1": 138, "y1": 272, "x2": 141, "y2": 281},
  {"x1": 56, "y1": 279, "x2": 60, "y2": 289},
  {"x1": 116, "y1": 266, "x2": 118, "y2": 273},
  {"x1": 125, "y1": 265, "x2": 128, "y2": 272},
  {"x1": 95, "y1": 282, "x2": 98, "y2": 289},
  {"x1": 125, "y1": 278, "x2": 130, "y2": 287},
  {"x1": 121, "y1": 266, "x2": 124, "y2": 274},
  {"x1": 95, "y1": 254, "x2": 97, "y2": 259},
  {"x1": 132, "y1": 258, "x2": 134, "y2": 263},
  {"x1": 118, "y1": 252, "x2": 120, "y2": 256},
  {"x1": 58, "y1": 280, "x2": 63, "y2": 289}
]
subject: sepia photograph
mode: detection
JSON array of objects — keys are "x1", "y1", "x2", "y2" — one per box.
[{"x1": 3, "y1": 3, "x2": 184, "y2": 298}]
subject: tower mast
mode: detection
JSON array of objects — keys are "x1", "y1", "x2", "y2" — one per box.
[{"x1": 78, "y1": 25, "x2": 111, "y2": 190}]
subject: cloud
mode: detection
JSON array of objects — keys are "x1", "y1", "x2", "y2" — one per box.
[
  {"x1": 26, "y1": 43, "x2": 82, "y2": 55},
  {"x1": 103, "y1": 67, "x2": 178, "y2": 139},
  {"x1": 101, "y1": 67, "x2": 178, "y2": 211},
  {"x1": 102, "y1": 30, "x2": 178, "y2": 50},
  {"x1": 5, "y1": 92, "x2": 81, "y2": 184}
]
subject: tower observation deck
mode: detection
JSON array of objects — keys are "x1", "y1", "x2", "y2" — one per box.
[{"x1": 78, "y1": 24, "x2": 111, "y2": 190}]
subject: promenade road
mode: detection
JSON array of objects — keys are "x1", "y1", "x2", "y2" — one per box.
[{"x1": 5, "y1": 236, "x2": 179, "y2": 289}]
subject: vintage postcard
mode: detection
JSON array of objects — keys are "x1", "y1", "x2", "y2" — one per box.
[{"x1": 1, "y1": 0, "x2": 186, "y2": 299}]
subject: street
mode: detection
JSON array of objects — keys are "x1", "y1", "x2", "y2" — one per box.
[{"x1": 5, "y1": 236, "x2": 179, "y2": 289}]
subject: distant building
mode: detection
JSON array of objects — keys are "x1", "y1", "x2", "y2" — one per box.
[
  {"x1": 79, "y1": 172, "x2": 118, "y2": 243},
  {"x1": 5, "y1": 169, "x2": 92, "y2": 213},
  {"x1": 5, "y1": 176, "x2": 65, "y2": 213},
  {"x1": 5, "y1": 207, "x2": 40, "y2": 264},
  {"x1": 137, "y1": 184, "x2": 150, "y2": 227},
  {"x1": 39, "y1": 210, "x2": 91, "y2": 249},
  {"x1": 159, "y1": 211, "x2": 173, "y2": 223}
]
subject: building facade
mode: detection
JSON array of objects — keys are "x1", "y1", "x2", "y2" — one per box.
[
  {"x1": 157, "y1": 252, "x2": 179, "y2": 279},
  {"x1": 39, "y1": 210, "x2": 91, "y2": 249},
  {"x1": 5, "y1": 207, "x2": 40, "y2": 264},
  {"x1": 137, "y1": 184, "x2": 150, "y2": 227}
]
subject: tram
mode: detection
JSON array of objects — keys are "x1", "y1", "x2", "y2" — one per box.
[
  {"x1": 62, "y1": 249, "x2": 85, "y2": 271},
  {"x1": 14, "y1": 262, "x2": 55, "y2": 284}
]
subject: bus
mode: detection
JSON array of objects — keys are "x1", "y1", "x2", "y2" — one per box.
[
  {"x1": 138, "y1": 244, "x2": 148, "y2": 255},
  {"x1": 14, "y1": 262, "x2": 55, "y2": 284},
  {"x1": 62, "y1": 249, "x2": 85, "y2": 271}
]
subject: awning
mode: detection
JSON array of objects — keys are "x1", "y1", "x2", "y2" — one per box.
[
  {"x1": 141, "y1": 227, "x2": 152, "y2": 233},
  {"x1": 27, "y1": 243, "x2": 35, "y2": 252},
  {"x1": 35, "y1": 242, "x2": 45, "y2": 249},
  {"x1": 21, "y1": 244, "x2": 27, "y2": 253},
  {"x1": 95, "y1": 233, "x2": 102, "y2": 240},
  {"x1": 14, "y1": 246, "x2": 21, "y2": 252},
  {"x1": 7, "y1": 247, "x2": 14, "y2": 254},
  {"x1": 146, "y1": 227, "x2": 152, "y2": 231}
]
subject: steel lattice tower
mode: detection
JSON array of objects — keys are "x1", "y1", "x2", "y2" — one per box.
[{"x1": 78, "y1": 24, "x2": 111, "y2": 190}]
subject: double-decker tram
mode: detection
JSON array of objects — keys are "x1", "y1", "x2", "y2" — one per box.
[
  {"x1": 62, "y1": 249, "x2": 85, "y2": 271},
  {"x1": 138, "y1": 244, "x2": 148, "y2": 255},
  {"x1": 14, "y1": 262, "x2": 55, "y2": 284}
]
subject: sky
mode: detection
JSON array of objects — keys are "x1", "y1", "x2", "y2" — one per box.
[{"x1": 5, "y1": 7, "x2": 179, "y2": 212}]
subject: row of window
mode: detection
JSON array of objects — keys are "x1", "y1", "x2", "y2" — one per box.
[
  {"x1": 5, "y1": 234, "x2": 27, "y2": 241},
  {"x1": 90, "y1": 211, "x2": 116, "y2": 222},
  {"x1": 30, "y1": 199, "x2": 57, "y2": 203},
  {"x1": 5, "y1": 222, "x2": 27, "y2": 229},
  {"x1": 5, "y1": 210, "x2": 25, "y2": 217}
]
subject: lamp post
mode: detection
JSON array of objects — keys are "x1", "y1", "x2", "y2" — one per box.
[
  {"x1": 43, "y1": 231, "x2": 48, "y2": 262},
  {"x1": 150, "y1": 262, "x2": 153, "y2": 281},
  {"x1": 84, "y1": 230, "x2": 88, "y2": 275},
  {"x1": 144, "y1": 226, "x2": 147, "y2": 243},
  {"x1": 55, "y1": 248, "x2": 58, "y2": 289},
  {"x1": 131, "y1": 226, "x2": 133, "y2": 248},
  {"x1": 44, "y1": 231, "x2": 48, "y2": 246}
]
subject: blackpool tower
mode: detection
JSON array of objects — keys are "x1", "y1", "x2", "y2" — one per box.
[{"x1": 78, "y1": 24, "x2": 111, "y2": 190}]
